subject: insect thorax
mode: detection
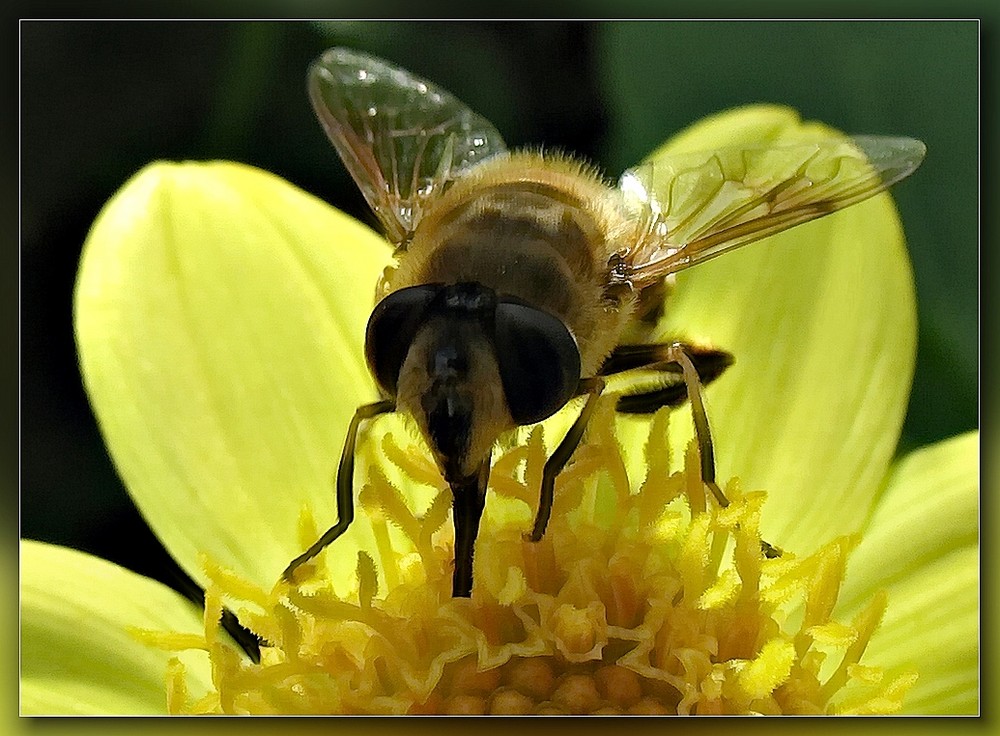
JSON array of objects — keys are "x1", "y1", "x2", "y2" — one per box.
[{"x1": 390, "y1": 158, "x2": 635, "y2": 375}]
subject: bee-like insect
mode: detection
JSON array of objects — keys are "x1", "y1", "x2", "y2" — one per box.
[{"x1": 282, "y1": 47, "x2": 925, "y2": 597}]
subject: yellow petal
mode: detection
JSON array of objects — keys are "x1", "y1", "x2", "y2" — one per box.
[
  {"x1": 74, "y1": 161, "x2": 391, "y2": 589},
  {"x1": 20, "y1": 540, "x2": 212, "y2": 715},
  {"x1": 841, "y1": 431, "x2": 978, "y2": 605},
  {"x1": 837, "y1": 432, "x2": 979, "y2": 714}
]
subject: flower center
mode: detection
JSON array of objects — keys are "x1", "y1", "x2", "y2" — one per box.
[{"x1": 140, "y1": 398, "x2": 916, "y2": 714}]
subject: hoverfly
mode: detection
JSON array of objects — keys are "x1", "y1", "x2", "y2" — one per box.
[{"x1": 282, "y1": 47, "x2": 925, "y2": 597}]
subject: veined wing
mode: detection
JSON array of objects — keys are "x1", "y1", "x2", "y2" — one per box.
[
  {"x1": 614, "y1": 136, "x2": 926, "y2": 289},
  {"x1": 309, "y1": 47, "x2": 507, "y2": 245}
]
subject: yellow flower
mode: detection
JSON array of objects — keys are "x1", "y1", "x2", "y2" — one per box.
[{"x1": 21, "y1": 106, "x2": 978, "y2": 715}]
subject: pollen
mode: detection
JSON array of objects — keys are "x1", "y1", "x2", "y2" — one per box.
[{"x1": 150, "y1": 397, "x2": 916, "y2": 715}]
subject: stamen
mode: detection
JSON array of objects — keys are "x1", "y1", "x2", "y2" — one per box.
[
  {"x1": 154, "y1": 396, "x2": 913, "y2": 714},
  {"x1": 357, "y1": 551, "x2": 378, "y2": 609}
]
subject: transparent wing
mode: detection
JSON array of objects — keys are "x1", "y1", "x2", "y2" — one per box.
[
  {"x1": 614, "y1": 136, "x2": 926, "y2": 289},
  {"x1": 309, "y1": 47, "x2": 508, "y2": 244}
]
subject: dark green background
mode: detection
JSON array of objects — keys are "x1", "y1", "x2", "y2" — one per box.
[{"x1": 20, "y1": 21, "x2": 978, "y2": 590}]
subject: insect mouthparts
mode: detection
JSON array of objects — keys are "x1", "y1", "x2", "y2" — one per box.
[{"x1": 423, "y1": 384, "x2": 474, "y2": 476}]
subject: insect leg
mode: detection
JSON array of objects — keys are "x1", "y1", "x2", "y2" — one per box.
[
  {"x1": 599, "y1": 342, "x2": 731, "y2": 508},
  {"x1": 664, "y1": 343, "x2": 729, "y2": 508},
  {"x1": 602, "y1": 342, "x2": 782, "y2": 558},
  {"x1": 599, "y1": 342, "x2": 733, "y2": 382},
  {"x1": 451, "y1": 455, "x2": 491, "y2": 597},
  {"x1": 527, "y1": 376, "x2": 606, "y2": 542},
  {"x1": 610, "y1": 345, "x2": 732, "y2": 414},
  {"x1": 188, "y1": 592, "x2": 265, "y2": 663},
  {"x1": 282, "y1": 399, "x2": 395, "y2": 582},
  {"x1": 160, "y1": 548, "x2": 266, "y2": 662}
]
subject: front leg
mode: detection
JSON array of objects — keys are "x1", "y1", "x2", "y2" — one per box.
[
  {"x1": 527, "y1": 376, "x2": 605, "y2": 542},
  {"x1": 282, "y1": 399, "x2": 394, "y2": 582}
]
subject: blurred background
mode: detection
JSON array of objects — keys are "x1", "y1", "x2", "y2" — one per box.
[{"x1": 20, "y1": 21, "x2": 978, "y2": 592}]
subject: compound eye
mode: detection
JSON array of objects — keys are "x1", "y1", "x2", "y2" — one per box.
[
  {"x1": 494, "y1": 302, "x2": 581, "y2": 425},
  {"x1": 365, "y1": 285, "x2": 442, "y2": 396}
]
